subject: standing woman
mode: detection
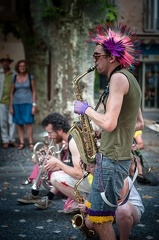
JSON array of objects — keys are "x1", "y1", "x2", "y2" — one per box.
[{"x1": 10, "y1": 60, "x2": 36, "y2": 150}]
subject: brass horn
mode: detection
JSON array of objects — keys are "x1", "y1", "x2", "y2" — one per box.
[
  {"x1": 32, "y1": 139, "x2": 54, "y2": 191},
  {"x1": 71, "y1": 172, "x2": 95, "y2": 238},
  {"x1": 31, "y1": 140, "x2": 66, "y2": 191}
]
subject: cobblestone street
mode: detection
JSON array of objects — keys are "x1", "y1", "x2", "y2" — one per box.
[{"x1": 0, "y1": 125, "x2": 159, "y2": 240}]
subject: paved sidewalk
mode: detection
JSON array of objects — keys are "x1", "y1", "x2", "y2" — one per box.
[
  {"x1": 0, "y1": 124, "x2": 44, "y2": 178},
  {"x1": 0, "y1": 122, "x2": 158, "y2": 180},
  {"x1": 0, "y1": 124, "x2": 159, "y2": 240}
]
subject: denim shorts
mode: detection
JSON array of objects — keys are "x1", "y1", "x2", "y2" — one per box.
[{"x1": 87, "y1": 153, "x2": 131, "y2": 223}]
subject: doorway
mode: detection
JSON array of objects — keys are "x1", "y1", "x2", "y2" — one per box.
[{"x1": 143, "y1": 62, "x2": 159, "y2": 110}]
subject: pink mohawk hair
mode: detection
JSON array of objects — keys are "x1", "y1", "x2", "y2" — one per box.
[{"x1": 88, "y1": 23, "x2": 141, "y2": 68}]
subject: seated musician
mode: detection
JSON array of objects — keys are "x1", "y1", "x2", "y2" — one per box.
[{"x1": 17, "y1": 112, "x2": 90, "y2": 210}]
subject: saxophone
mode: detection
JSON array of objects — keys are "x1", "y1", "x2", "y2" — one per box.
[
  {"x1": 69, "y1": 66, "x2": 98, "y2": 164},
  {"x1": 71, "y1": 172, "x2": 95, "y2": 238}
]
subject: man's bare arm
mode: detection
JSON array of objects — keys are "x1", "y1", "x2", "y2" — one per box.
[{"x1": 135, "y1": 108, "x2": 144, "y2": 131}]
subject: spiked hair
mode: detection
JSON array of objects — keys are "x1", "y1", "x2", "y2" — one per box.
[{"x1": 88, "y1": 23, "x2": 141, "y2": 68}]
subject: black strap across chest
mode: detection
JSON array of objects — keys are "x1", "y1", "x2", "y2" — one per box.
[{"x1": 95, "y1": 65, "x2": 122, "y2": 111}]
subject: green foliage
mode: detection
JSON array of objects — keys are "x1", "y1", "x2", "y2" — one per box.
[
  {"x1": 99, "y1": 0, "x2": 117, "y2": 23},
  {"x1": 41, "y1": 6, "x2": 65, "y2": 20},
  {"x1": 0, "y1": 0, "x2": 117, "y2": 44},
  {"x1": 0, "y1": 21, "x2": 21, "y2": 39},
  {"x1": 41, "y1": 0, "x2": 117, "y2": 23}
]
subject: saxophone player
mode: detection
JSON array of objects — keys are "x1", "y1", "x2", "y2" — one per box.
[{"x1": 74, "y1": 23, "x2": 143, "y2": 240}]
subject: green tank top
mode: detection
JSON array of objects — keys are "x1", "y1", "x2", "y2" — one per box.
[{"x1": 100, "y1": 69, "x2": 142, "y2": 161}]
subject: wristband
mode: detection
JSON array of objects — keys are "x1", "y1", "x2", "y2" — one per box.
[{"x1": 32, "y1": 103, "x2": 37, "y2": 107}]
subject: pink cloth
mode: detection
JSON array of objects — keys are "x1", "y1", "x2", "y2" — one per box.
[
  {"x1": 63, "y1": 197, "x2": 79, "y2": 213},
  {"x1": 28, "y1": 164, "x2": 39, "y2": 180},
  {"x1": 28, "y1": 164, "x2": 52, "y2": 182}
]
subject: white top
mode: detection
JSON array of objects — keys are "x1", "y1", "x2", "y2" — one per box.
[{"x1": 128, "y1": 177, "x2": 145, "y2": 214}]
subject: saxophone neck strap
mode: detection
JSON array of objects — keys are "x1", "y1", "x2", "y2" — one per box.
[
  {"x1": 95, "y1": 65, "x2": 122, "y2": 112},
  {"x1": 94, "y1": 84, "x2": 109, "y2": 111}
]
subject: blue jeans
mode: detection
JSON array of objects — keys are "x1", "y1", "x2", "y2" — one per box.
[{"x1": 87, "y1": 153, "x2": 130, "y2": 219}]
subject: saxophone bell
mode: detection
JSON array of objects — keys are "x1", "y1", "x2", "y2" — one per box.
[
  {"x1": 72, "y1": 214, "x2": 94, "y2": 238},
  {"x1": 72, "y1": 213, "x2": 84, "y2": 229},
  {"x1": 70, "y1": 67, "x2": 97, "y2": 236},
  {"x1": 71, "y1": 172, "x2": 95, "y2": 238}
]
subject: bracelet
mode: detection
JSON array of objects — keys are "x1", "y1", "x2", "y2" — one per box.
[{"x1": 32, "y1": 102, "x2": 37, "y2": 107}]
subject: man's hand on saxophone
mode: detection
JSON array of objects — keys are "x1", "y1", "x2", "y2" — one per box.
[
  {"x1": 74, "y1": 100, "x2": 90, "y2": 115},
  {"x1": 78, "y1": 200, "x2": 87, "y2": 213}
]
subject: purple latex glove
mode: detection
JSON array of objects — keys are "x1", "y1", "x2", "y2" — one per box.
[{"x1": 74, "y1": 100, "x2": 90, "y2": 115}]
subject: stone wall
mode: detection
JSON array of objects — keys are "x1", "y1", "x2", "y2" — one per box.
[{"x1": 116, "y1": 0, "x2": 143, "y2": 33}]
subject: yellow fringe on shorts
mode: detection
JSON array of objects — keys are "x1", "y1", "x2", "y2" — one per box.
[
  {"x1": 88, "y1": 215, "x2": 114, "y2": 223},
  {"x1": 85, "y1": 200, "x2": 114, "y2": 223}
]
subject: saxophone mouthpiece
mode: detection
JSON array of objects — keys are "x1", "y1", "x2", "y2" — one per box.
[{"x1": 87, "y1": 65, "x2": 96, "y2": 73}]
